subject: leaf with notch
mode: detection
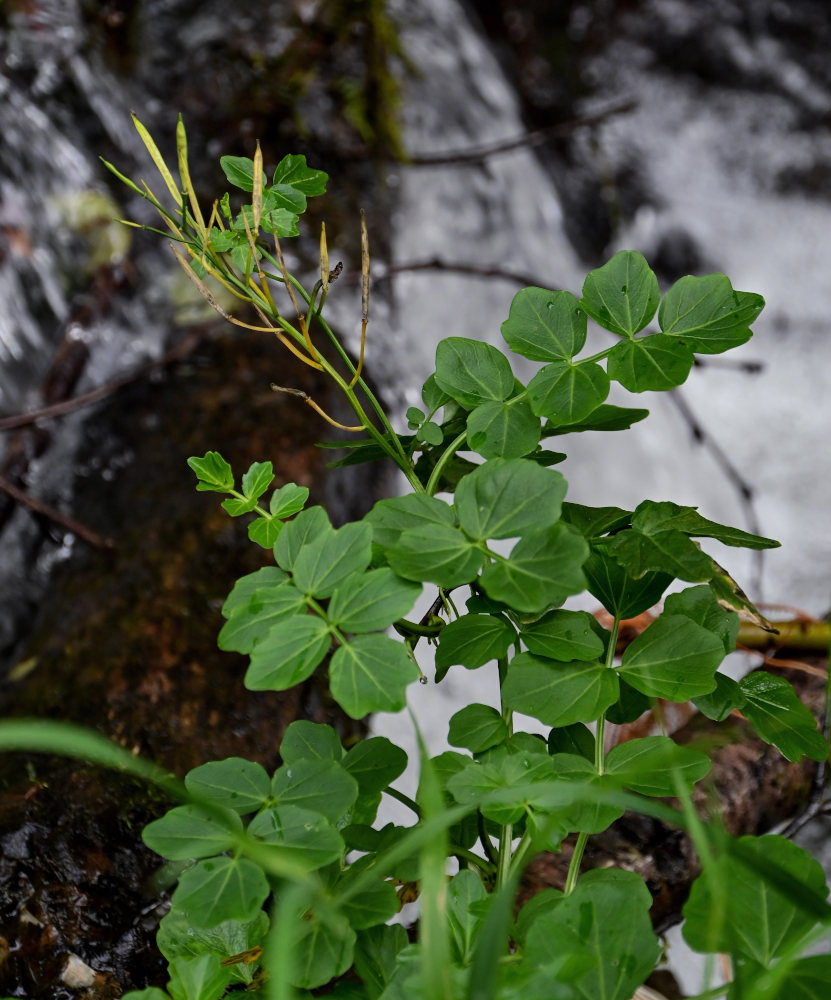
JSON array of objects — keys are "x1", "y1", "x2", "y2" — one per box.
[
  {"x1": 664, "y1": 585, "x2": 739, "y2": 653},
  {"x1": 435, "y1": 614, "x2": 516, "y2": 675},
  {"x1": 269, "y1": 483, "x2": 310, "y2": 519},
  {"x1": 185, "y1": 757, "x2": 271, "y2": 814},
  {"x1": 448, "y1": 704, "x2": 508, "y2": 753},
  {"x1": 580, "y1": 250, "x2": 660, "y2": 337},
  {"x1": 328, "y1": 568, "x2": 420, "y2": 633},
  {"x1": 739, "y1": 672, "x2": 828, "y2": 762},
  {"x1": 455, "y1": 458, "x2": 567, "y2": 540},
  {"x1": 582, "y1": 546, "x2": 671, "y2": 618},
  {"x1": 608, "y1": 528, "x2": 714, "y2": 582},
  {"x1": 275, "y1": 506, "x2": 332, "y2": 571},
  {"x1": 244, "y1": 615, "x2": 331, "y2": 690},
  {"x1": 631, "y1": 500, "x2": 779, "y2": 550},
  {"x1": 292, "y1": 522, "x2": 371, "y2": 598},
  {"x1": 500, "y1": 287, "x2": 587, "y2": 361},
  {"x1": 692, "y1": 673, "x2": 745, "y2": 722},
  {"x1": 280, "y1": 720, "x2": 343, "y2": 764},
  {"x1": 527, "y1": 360, "x2": 609, "y2": 426},
  {"x1": 659, "y1": 273, "x2": 764, "y2": 354},
  {"x1": 502, "y1": 653, "x2": 618, "y2": 727},
  {"x1": 607, "y1": 334, "x2": 694, "y2": 392},
  {"x1": 222, "y1": 461, "x2": 274, "y2": 515},
  {"x1": 365, "y1": 494, "x2": 455, "y2": 552},
  {"x1": 619, "y1": 614, "x2": 724, "y2": 700},
  {"x1": 520, "y1": 609, "x2": 605, "y2": 662},
  {"x1": 330, "y1": 634, "x2": 420, "y2": 718},
  {"x1": 434, "y1": 337, "x2": 515, "y2": 408},
  {"x1": 387, "y1": 524, "x2": 485, "y2": 588},
  {"x1": 272, "y1": 153, "x2": 328, "y2": 196},
  {"x1": 271, "y1": 758, "x2": 358, "y2": 822},
  {"x1": 143, "y1": 804, "x2": 242, "y2": 860},
  {"x1": 560, "y1": 503, "x2": 632, "y2": 539},
  {"x1": 218, "y1": 582, "x2": 306, "y2": 654},
  {"x1": 466, "y1": 398, "x2": 541, "y2": 459},
  {"x1": 188, "y1": 451, "x2": 234, "y2": 493},
  {"x1": 173, "y1": 857, "x2": 270, "y2": 929}
]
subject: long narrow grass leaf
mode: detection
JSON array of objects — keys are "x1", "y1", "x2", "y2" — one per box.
[{"x1": 132, "y1": 113, "x2": 181, "y2": 202}]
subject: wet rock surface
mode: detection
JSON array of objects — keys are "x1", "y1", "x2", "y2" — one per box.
[{"x1": 0, "y1": 328, "x2": 385, "y2": 996}]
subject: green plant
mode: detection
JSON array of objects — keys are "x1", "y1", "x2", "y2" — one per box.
[{"x1": 5, "y1": 117, "x2": 830, "y2": 1000}]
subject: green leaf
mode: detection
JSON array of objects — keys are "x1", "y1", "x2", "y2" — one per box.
[
  {"x1": 434, "y1": 614, "x2": 516, "y2": 674},
  {"x1": 221, "y1": 566, "x2": 288, "y2": 618},
  {"x1": 547, "y1": 723, "x2": 595, "y2": 761},
  {"x1": 387, "y1": 524, "x2": 485, "y2": 588},
  {"x1": 143, "y1": 804, "x2": 242, "y2": 860},
  {"x1": 292, "y1": 522, "x2": 372, "y2": 598},
  {"x1": 271, "y1": 758, "x2": 359, "y2": 822},
  {"x1": 448, "y1": 704, "x2": 508, "y2": 753},
  {"x1": 446, "y1": 751, "x2": 556, "y2": 825},
  {"x1": 405, "y1": 406, "x2": 424, "y2": 428},
  {"x1": 240, "y1": 461, "x2": 273, "y2": 502},
  {"x1": 188, "y1": 451, "x2": 234, "y2": 493},
  {"x1": 527, "y1": 360, "x2": 609, "y2": 425},
  {"x1": 248, "y1": 805, "x2": 344, "y2": 868},
  {"x1": 421, "y1": 372, "x2": 451, "y2": 411},
  {"x1": 270, "y1": 483, "x2": 310, "y2": 519},
  {"x1": 185, "y1": 757, "x2": 271, "y2": 814},
  {"x1": 365, "y1": 494, "x2": 455, "y2": 552},
  {"x1": 604, "y1": 678, "x2": 652, "y2": 724},
  {"x1": 290, "y1": 905, "x2": 355, "y2": 990},
  {"x1": 167, "y1": 953, "x2": 233, "y2": 1000},
  {"x1": 739, "y1": 672, "x2": 828, "y2": 762},
  {"x1": 416, "y1": 421, "x2": 444, "y2": 446},
  {"x1": 520, "y1": 609, "x2": 605, "y2": 662},
  {"x1": 247, "y1": 515, "x2": 282, "y2": 547},
  {"x1": 275, "y1": 506, "x2": 332, "y2": 571},
  {"x1": 502, "y1": 653, "x2": 618, "y2": 727},
  {"x1": 561, "y1": 503, "x2": 632, "y2": 538},
  {"x1": 336, "y1": 862, "x2": 400, "y2": 929},
  {"x1": 218, "y1": 582, "x2": 307, "y2": 654},
  {"x1": 157, "y1": 909, "x2": 268, "y2": 986},
  {"x1": 222, "y1": 495, "x2": 258, "y2": 516},
  {"x1": 280, "y1": 721, "x2": 343, "y2": 763},
  {"x1": 342, "y1": 737, "x2": 408, "y2": 797},
  {"x1": 618, "y1": 614, "x2": 724, "y2": 700},
  {"x1": 659, "y1": 273, "x2": 764, "y2": 354},
  {"x1": 272, "y1": 153, "x2": 328, "y2": 196},
  {"x1": 330, "y1": 634, "x2": 420, "y2": 718},
  {"x1": 544, "y1": 403, "x2": 650, "y2": 435},
  {"x1": 173, "y1": 856, "x2": 270, "y2": 928},
  {"x1": 328, "y1": 568, "x2": 420, "y2": 633},
  {"x1": 455, "y1": 458, "x2": 567, "y2": 541},
  {"x1": 580, "y1": 250, "x2": 660, "y2": 338},
  {"x1": 244, "y1": 614, "x2": 332, "y2": 690},
  {"x1": 480, "y1": 524, "x2": 589, "y2": 613},
  {"x1": 682, "y1": 835, "x2": 828, "y2": 964},
  {"x1": 446, "y1": 868, "x2": 489, "y2": 965},
  {"x1": 631, "y1": 499, "x2": 779, "y2": 550},
  {"x1": 434, "y1": 337, "x2": 515, "y2": 407},
  {"x1": 758, "y1": 956, "x2": 831, "y2": 1000},
  {"x1": 526, "y1": 868, "x2": 661, "y2": 1000},
  {"x1": 607, "y1": 334, "x2": 694, "y2": 392},
  {"x1": 354, "y1": 924, "x2": 409, "y2": 1000},
  {"x1": 692, "y1": 673, "x2": 746, "y2": 722},
  {"x1": 582, "y1": 546, "x2": 671, "y2": 617},
  {"x1": 664, "y1": 584, "x2": 739, "y2": 653},
  {"x1": 546, "y1": 753, "x2": 624, "y2": 833},
  {"x1": 608, "y1": 527, "x2": 714, "y2": 582},
  {"x1": 220, "y1": 155, "x2": 257, "y2": 191},
  {"x1": 605, "y1": 735, "x2": 711, "y2": 796},
  {"x1": 466, "y1": 398, "x2": 541, "y2": 459},
  {"x1": 501, "y1": 287, "x2": 587, "y2": 361},
  {"x1": 123, "y1": 989, "x2": 169, "y2": 1000}
]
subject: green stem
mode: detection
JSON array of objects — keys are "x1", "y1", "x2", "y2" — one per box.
[
  {"x1": 384, "y1": 785, "x2": 421, "y2": 817},
  {"x1": 426, "y1": 430, "x2": 467, "y2": 496},
  {"x1": 452, "y1": 846, "x2": 498, "y2": 875},
  {"x1": 496, "y1": 821, "x2": 513, "y2": 891},
  {"x1": 564, "y1": 832, "x2": 589, "y2": 896},
  {"x1": 508, "y1": 830, "x2": 534, "y2": 877}
]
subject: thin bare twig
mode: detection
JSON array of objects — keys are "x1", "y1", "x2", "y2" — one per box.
[
  {"x1": 344, "y1": 257, "x2": 545, "y2": 291},
  {"x1": 0, "y1": 474, "x2": 113, "y2": 549}
]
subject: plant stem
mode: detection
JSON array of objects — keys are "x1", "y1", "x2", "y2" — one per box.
[
  {"x1": 564, "y1": 832, "x2": 589, "y2": 896},
  {"x1": 496, "y1": 822, "x2": 513, "y2": 891},
  {"x1": 426, "y1": 430, "x2": 467, "y2": 496},
  {"x1": 384, "y1": 785, "x2": 421, "y2": 817}
]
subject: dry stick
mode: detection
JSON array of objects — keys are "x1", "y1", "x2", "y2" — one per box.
[
  {"x1": 346, "y1": 257, "x2": 544, "y2": 291},
  {"x1": 0, "y1": 474, "x2": 113, "y2": 550}
]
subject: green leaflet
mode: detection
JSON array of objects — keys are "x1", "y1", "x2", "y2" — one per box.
[
  {"x1": 248, "y1": 805, "x2": 344, "y2": 868},
  {"x1": 280, "y1": 720, "x2": 344, "y2": 763},
  {"x1": 185, "y1": 757, "x2": 271, "y2": 814},
  {"x1": 466, "y1": 397, "x2": 541, "y2": 459},
  {"x1": 581, "y1": 545, "x2": 671, "y2": 618},
  {"x1": 143, "y1": 804, "x2": 243, "y2": 860},
  {"x1": 218, "y1": 581, "x2": 306, "y2": 654},
  {"x1": 275, "y1": 506, "x2": 332, "y2": 571},
  {"x1": 172, "y1": 856, "x2": 270, "y2": 929},
  {"x1": 387, "y1": 523, "x2": 485, "y2": 588},
  {"x1": 244, "y1": 615, "x2": 332, "y2": 690},
  {"x1": 664, "y1": 584, "x2": 740, "y2": 653},
  {"x1": 739, "y1": 672, "x2": 828, "y2": 761},
  {"x1": 500, "y1": 287, "x2": 587, "y2": 361},
  {"x1": 519, "y1": 609, "x2": 605, "y2": 662},
  {"x1": 221, "y1": 566, "x2": 288, "y2": 618},
  {"x1": 292, "y1": 521, "x2": 372, "y2": 598},
  {"x1": 167, "y1": 953, "x2": 233, "y2": 1000},
  {"x1": 618, "y1": 614, "x2": 724, "y2": 700},
  {"x1": 365, "y1": 493, "x2": 455, "y2": 551},
  {"x1": 580, "y1": 250, "x2": 660, "y2": 338},
  {"x1": 606, "y1": 333, "x2": 694, "y2": 392},
  {"x1": 455, "y1": 458, "x2": 567, "y2": 540},
  {"x1": 329, "y1": 633, "x2": 420, "y2": 718},
  {"x1": 328, "y1": 568, "x2": 420, "y2": 633},
  {"x1": 448, "y1": 704, "x2": 508, "y2": 753},
  {"x1": 188, "y1": 451, "x2": 234, "y2": 492},
  {"x1": 659, "y1": 273, "x2": 764, "y2": 354},
  {"x1": 526, "y1": 359, "x2": 609, "y2": 425},
  {"x1": 501, "y1": 653, "x2": 618, "y2": 728},
  {"x1": 604, "y1": 735, "x2": 711, "y2": 796},
  {"x1": 692, "y1": 673, "x2": 746, "y2": 722},
  {"x1": 434, "y1": 337, "x2": 515, "y2": 408},
  {"x1": 435, "y1": 613, "x2": 516, "y2": 674},
  {"x1": 271, "y1": 757, "x2": 359, "y2": 822}
]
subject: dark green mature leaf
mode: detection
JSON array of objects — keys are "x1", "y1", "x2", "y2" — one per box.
[
  {"x1": 220, "y1": 155, "x2": 260, "y2": 191},
  {"x1": 271, "y1": 758, "x2": 359, "y2": 822},
  {"x1": 608, "y1": 528, "x2": 714, "y2": 582},
  {"x1": 434, "y1": 337, "x2": 515, "y2": 408},
  {"x1": 244, "y1": 615, "x2": 332, "y2": 690},
  {"x1": 387, "y1": 524, "x2": 485, "y2": 588},
  {"x1": 173, "y1": 857, "x2": 270, "y2": 928},
  {"x1": 167, "y1": 953, "x2": 233, "y2": 1000},
  {"x1": 527, "y1": 360, "x2": 609, "y2": 426},
  {"x1": 692, "y1": 673, "x2": 746, "y2": 722},
  {"x1": 143, "y1": 804, "x2": 242, "y2": 860},
  {"x1": 221, "y1": 566, "x2": 288, "y2": 618},
  {"x1": 188, "y1": 451, "x2": 234, "y2": 493},
  {"x1": 435, "y1": 614, "x2": 516, "y2": 674},
  {"x1": 448, "y1": 704, "x2": 508, "y2": 753},
  {"x1": 500, "y1": 287, "x2": 588, "y2": 361},
  {"x1": 544, "y1": 403, "x2": 650, "y2": 435},
  {"x1": 607, "y1": 334, "x2": 694, "y2": 392},
  {"x1": 466, "y1": 398, "x2": 541, "y2": 459},
  {"x1": 354, "y1": 924, "x2": 409, "y2": 1000},
  {"x1": 560, "y1": 503, "x2": 631, "y2": 538},
  {"x1": 280, "y1": 720, "x2": 343, "y2": 764},
  {"x1": 248, "y1": 805, "x2": 344, "y2": 868},
  {"x1": 336, "y1": 861, "x2": 400, "y2": 929},
  {"x1": 272, "y1": 153, "x2": 328, "y2": 196},
  {"x1": 291, "y1": 905, "x2": 355, "y2": 990},
  {"x1": 664, "y1": 585, "x2": 740, "y2": 653},
  {"x1": 330, "y1": 634, "x2": 420, "y2": 718},
  {"x1": 526, "y1": 868, "x2": 661, "y2": 1000},
  {"x1": 481, "y1": 524, "x2": 589, "y2": 613},
  {"x1": 618, "y1": 614, "x2": 724, "y2": 700},
  {"x1": 631, "y1": 499, "x2": 779, "y2": 550},
  {"x1": 683, "y1": 835, "x2": 828, "y2": 965},
  {"x1": 446, "y1": 750, "x2": 556, "y2": 825},
  {"x1": 275, "y1": 506, "x2": 332, "y2": 571},
  {"x1": 328, "y1": 569, "x2": 420, "y2": 633},
  {"x1": 342, "y1": 737, "x2": 407, "y2": 797},
  {"x1": 502, "y1": 653, "x2": 618, "y2": 727},
  {"x1": 580, "y1": 250, "x2": 660, "y2": 338},
  {"x1": 659, "y1": 273, "x2": 764, "y2": 354},
  {"x1": 520, "y1": 609, "x2": 605, "y2": 662},
  {"x1": 366, "y1": 493, "x2": 455, "y2": 551},
  {"x1": 422, "y1": 372, "x2": 451, "y2": 411},
  {"x1": 292, "y1": 522, "x2": 372, "y2": 598},
  {"x1": 755, "y1": 956, "x2": 831, "y2": 1000},
  {"x1": 455, "y1": 458, "x2": 567, "y2": 541},
  {"x1": 185, "y1": 758, "x2": 271, "y2": 814},
  {"x1": 547, "y1": 723, "x2": 595, "y2": 761},
  {"x1": 739, "y1": 672, "x2": 828, "y2": 762},
  {"x1": 605, "y1": 736, "x2": 711, "y2": 796},
  {"x1": 218, "y1": 582, "x2": 306, "y2": 654},
  {"x1": 582, "y1": 546, "x2": 671, "y2": 618},
  {"x1": 605, "y1": 677, "x2": 652, "y2": 724}
]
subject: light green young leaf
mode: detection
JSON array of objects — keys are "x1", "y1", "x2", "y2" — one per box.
[
  {"x1": 167, "y1": 953, "x2": 233, "y2": 1000},
  {"x1": 618, "y1": 614, "x2": 724, "y2": 700},
  {"x1": 221, "y1": 494, "x2": 258, "y2": 516},
  {"x1": 292, "y1": 522, "x2": 372, "y2": 598},
  {"x1": 275, "y1": 506, "x2": 332, "y2": 571},
  {"x1": 448, "y1": 704, "x2": 508, "y2": 753},
  {"x1": 466, "y1": 398, "x2": 541, "y2": 459},
  {"x1": 241, "y1": 461, "x2": 274, "y2": 502},
  {"x1": 580, "y1": 250, "x2": 660, "y2": 338},
  {"x1": 244, "y1": 614, "x2": 332, "y2": 690},
  {"x1": 387, "y1": 524, "x2": 485, "y2": 588},
  {"x1": 188, "y1": 451, "x2": 234, "y2": 493},
  {"x1": 739, "y1": 672, "x2": 828, "y2": 761},
  {"x1": 330, "y1": 634, "x2": 420, "y2": 718},
  {"x1": 659, "y1": 273, "x2": 764, "y2": 354},
  {"x1": 501, "y1": 287, "x2": 588, "y2": 361},
  {"x1": 280, "y1": 720, "x2": 343, "y2": 764},
  {"x1": 455, "y1": 458, "x2": 567, "y2": 540},
  {"x1": 143, "y1": 804, "x2": 242, "y2": 860},
  {"x1": 604, "y1": 735, "x2": 711, "y2": 796},
  {"x1": 247, "y1": 515, "x2": 282, "y2": 547},
  {"x1": 248, "y1": 805, "x2": 344, "y2": 868},
  {"x1": 185, "y1": 757, "x2": 271, "y2": 814},
  {"x1": 157, "y1": 909, "x2": 269, "y2": 986},
  {"x1": 519, "y1": 609, "x2": 605, "y2": 662},
  {"x1": 606, "y1": 334, "x2": 694, "y2": 392},
  {"x1": 502, "y1": 653, "x2": 618, "y2": 727},
  {"x1": 434, "y1": 337, "x2": 515, "y2": 408},
  {"x1": 328, "y1": 568, "x2": 420, "y2": 633},
  {"x1": 218, "y1": 582, "x2": 306, "y2": 654},
  {"x1": 271, "y1": 758, "x2": 359, "y2": 822},
  {"x1": 173, "y1": 856, "x2": 270, "y2": 928},
  {"x1": 435, "y1": 613, "x2": 516, "y2": 676},
  {"x1": 269, "y1": 483, "x2": 310, "y2": 519},
  {"x1": 526, "y1": 360, "x2": 609, "y2": 425},
  {"x1": 221, "y1": 566, "x2": 288, "y2": 618}
]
